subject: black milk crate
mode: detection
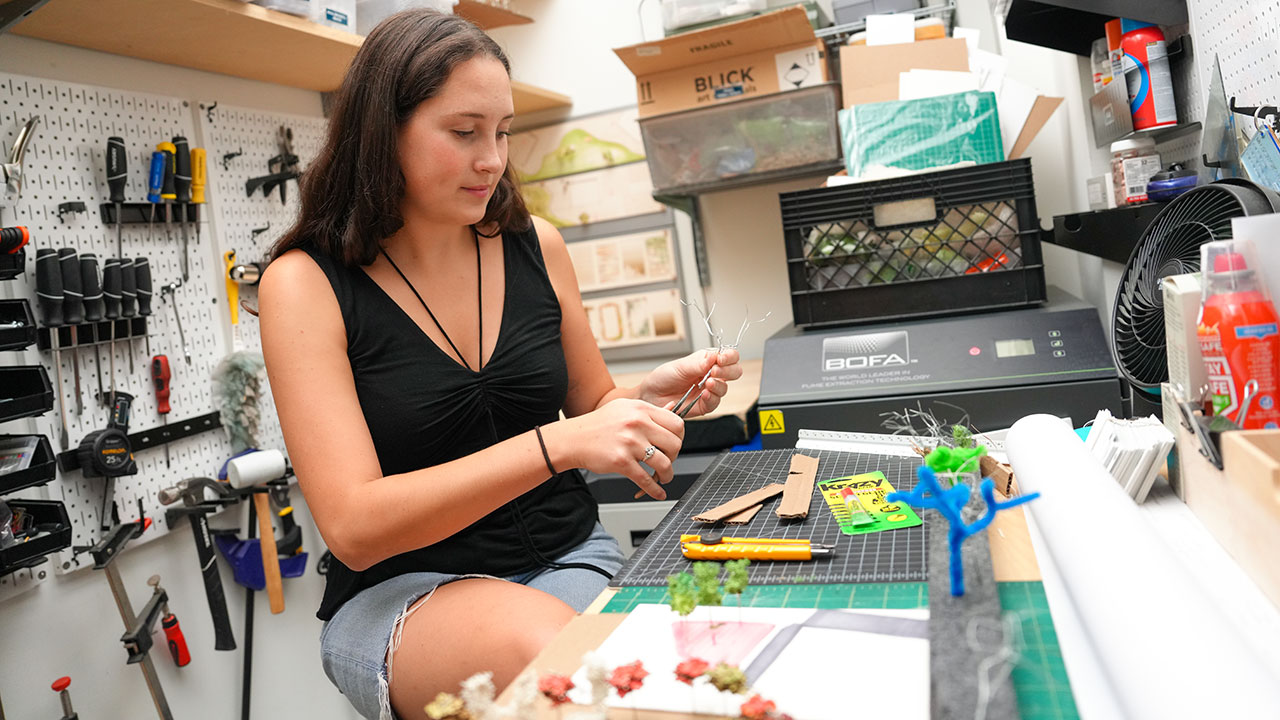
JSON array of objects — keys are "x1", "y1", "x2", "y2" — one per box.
[{"x1": 780, "y1": 159, "x2": 1046, "y2": 328}]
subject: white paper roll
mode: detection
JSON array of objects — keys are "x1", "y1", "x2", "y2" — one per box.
[
  {"x1": 226, "y1": 449, "x2": 287, "y2": 489},
  {"x1": 1007, "y1": 414, "x2": 1280, "y2": 718}
]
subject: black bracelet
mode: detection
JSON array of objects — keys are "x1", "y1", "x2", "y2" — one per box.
[{"x1": 534, "y1": 425, "x2": 558, "y2": 477}]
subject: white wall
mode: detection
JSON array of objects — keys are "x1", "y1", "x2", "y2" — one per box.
[{"x1": 0, "y1": 33, "x2": 353, "y2": 720}]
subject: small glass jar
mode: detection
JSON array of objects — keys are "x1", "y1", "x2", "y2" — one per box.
[{"x1": 1111, "y1": 137, "x2": 1160, "y2": 206}]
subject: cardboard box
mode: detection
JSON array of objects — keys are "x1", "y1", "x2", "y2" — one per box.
[
  {"x1": 839, "y1": 37, "x2": 969, "y2": 107},
  {"x1": 613, "y1": 6, "x2": 830, "y2": 118}
]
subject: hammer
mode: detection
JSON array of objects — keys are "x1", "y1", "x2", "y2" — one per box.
[
  {"x1": 159, "y1": 477, "x2": 237, "y2": 650},
  {"x1": 227, "y1": 449, "x2": 288, "y2": 614}
]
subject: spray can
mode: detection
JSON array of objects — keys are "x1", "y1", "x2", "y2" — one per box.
[
  {"x1": 1121, "y1": 19, "x2": 1177, "y2": 131},
  {"x1": 1196, "y1": 239, "x2": 1280, "y2": 430},
  {"x1": 1105, "y1": 19, "x2": 1125, "y2": 84}
]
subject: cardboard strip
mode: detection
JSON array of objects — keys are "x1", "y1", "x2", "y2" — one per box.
[
  {"x1": 692, "y1": 483, "x2": 785, "y2": 523},
  {"x1": 776, "y1": 453, "x2": 819, "y2": 519},
  {"x1": 724, "y1": 504, "x2": 763, "y2": 525},
  {"x1": 980, "y1": 455, "x2": 1015, "y2": 496}
]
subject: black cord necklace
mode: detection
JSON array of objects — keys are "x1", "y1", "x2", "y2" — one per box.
[{"x1": 380, "y1": 226, "x2": 483, "y2": 371}]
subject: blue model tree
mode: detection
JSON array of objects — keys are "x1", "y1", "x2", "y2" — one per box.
[{"x1": 887, "y1": 465, "x2": 1040, "y2": 596}]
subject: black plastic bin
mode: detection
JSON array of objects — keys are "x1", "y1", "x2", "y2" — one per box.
[
  {"x1": 0, "y1": 299, "x2": 37, "y2": 351},
  {"x1": 0, "y1": 249, "x2": 24, "y2": 281},
  {"x1": 779, "y1": 158, "x2": 1047, "y2": 328},
  {"x1": 0, "y1": 366, "x2": 54, "y2": 424},
  {"x1": 0, "y1": 434, "x2": 56, "y2": 495},
  {"x1": 0, "y1": 499, "x2": 72, "y2": 577}
]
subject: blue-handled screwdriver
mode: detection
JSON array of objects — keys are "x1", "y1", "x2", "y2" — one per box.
[{"x1": 147, "y1": 151, "x2": 165, "y2": 242}]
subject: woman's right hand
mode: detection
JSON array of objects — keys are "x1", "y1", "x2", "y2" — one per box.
[{"x1": 555, "y1": 399, "x2": 684, "y2": 500}]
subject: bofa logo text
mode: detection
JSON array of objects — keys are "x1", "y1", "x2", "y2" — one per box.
[{"x1": 822, "y1": 331, "x2": 911, "y2": 371}]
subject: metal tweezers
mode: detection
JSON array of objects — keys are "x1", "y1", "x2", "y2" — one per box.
[{"x1": 672, "y1": 366, "x2": 715, "y2": 418}]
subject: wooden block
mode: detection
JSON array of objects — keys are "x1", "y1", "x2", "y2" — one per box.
[
  {"x1": 691, "y1": 483, "x2": 785, "y2": 523},
  {"x1": 1184, "y1": 427, "x2": 1280, "y2": 610},
  {"x1": 776, "y1": 453, "x2": 819, "y2": 519}
]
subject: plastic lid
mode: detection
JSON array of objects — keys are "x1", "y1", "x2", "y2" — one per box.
[
  {"x1": 1120, "y1": 19, "x2": 1156, "y2": 33},
  {"x1": 1213, "y1": 252, "x2": 1248, "y2": 272},
  {"x1": 1150, "y1": 164, "x2": 1196, "y2": 181},
  {"x1": 1111, "y1": 137, "x2": 1157, "y2": 152},
  {"x1": 52, "y1": 677, "x2": 71, "y2": 692}
]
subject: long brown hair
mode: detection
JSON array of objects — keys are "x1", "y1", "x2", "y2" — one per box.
[{"x1": 271, "y1": 9, "x2": 529, "y2": 267}]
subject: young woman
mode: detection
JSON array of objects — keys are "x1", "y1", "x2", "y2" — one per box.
[{"x1": 259, "y1": 10, "x2": 741, "y2": 719}]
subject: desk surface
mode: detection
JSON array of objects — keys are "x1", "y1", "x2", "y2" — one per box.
[{"x1": 498, "y1": 505, "x2": 1059, "y2": 719}]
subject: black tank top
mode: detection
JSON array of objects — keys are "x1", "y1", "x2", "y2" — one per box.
[{"x1": 301, "y1": 225, "x2": 597, "y2": 621}]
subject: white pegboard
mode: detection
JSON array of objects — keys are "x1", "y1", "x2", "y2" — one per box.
[
  {"x1": 0, "y1": 75, "x2": 323, "y2": 581},
  {"x1": 197, "y1": 101, "x2": 328, "y2": 457},
  {"x1": 1189, "y1": 0, "x2": 1280, "y2": 116}
]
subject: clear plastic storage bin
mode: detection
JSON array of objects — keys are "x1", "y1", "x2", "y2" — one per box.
[
  {"x1": 639, "y1": 83, "x2": 841, "y2": 194},
  {"x1": 661, "y1": 0, "x2": 767, "y2": 33}
]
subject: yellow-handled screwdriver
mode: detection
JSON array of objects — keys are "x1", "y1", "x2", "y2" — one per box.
[{"x1": 191, "y1": 148, "x2": 206, "y2": 248}]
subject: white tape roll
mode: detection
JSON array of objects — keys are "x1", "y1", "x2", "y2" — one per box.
[
  {"x1": 226, "y1": 449, "x2": 287, "y2": 489},
  {"x1": 1007, "y1": 414, "x2": 1280, "y2": 719}
]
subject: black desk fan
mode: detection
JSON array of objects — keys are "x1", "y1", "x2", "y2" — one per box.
[{"x1": 1111, "y1": 178, "x2": 1280, "y2": 411}]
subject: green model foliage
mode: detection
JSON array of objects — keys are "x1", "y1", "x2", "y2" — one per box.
[
  {"x1": 723, "y1": 559, "x2": 751, "y2": 596},
  {"x1": 667, "y1": 572, "x2": 697, "y2": 617},
  {"x1": 692, "y1": 562, "x2": 723, "y2": 607}
]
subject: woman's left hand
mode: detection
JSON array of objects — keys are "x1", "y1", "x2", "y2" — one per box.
[{"x1": 638, "y1": 348, "x2": 743, "y2": 419}]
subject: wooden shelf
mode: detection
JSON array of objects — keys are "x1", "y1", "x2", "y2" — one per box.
[
  {"x1": 13, "y1": 0, "x2": 361, "y2": 92},
  {"x1": 10, "y1": 0, "x2": 563, "y2": 110},
  {"x1": 454, "y1": 0, "x2": 532, "y2": 30},
  {"x1": 511, "y1": 80, "x2": 571, "y2": 115}
]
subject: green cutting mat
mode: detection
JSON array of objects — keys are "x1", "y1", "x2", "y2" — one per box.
[{"x1": 602, "y1": 581, "x2": 1077, "y2": 720}]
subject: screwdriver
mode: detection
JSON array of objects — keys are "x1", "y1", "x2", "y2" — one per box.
[
  {"x1": 102, "y1": 257, "x2": 121, "y2": 407},
  {"x1": 106, "y1": 136, "x2": 127, "y2": 259},
  {"x1": 57, "y1": 248, "x2": 84, "y2": 416},
  {"x1": 120, "y1": 258, "x2": 136, "y2": 374},
  {"x1": 151, "y1": 354, "x2": 171, "y2": 468},
  {"x1": 135, "y1": 256, "x2": 153, "y2": 357},
  {"x1": 172, "y1": 137, "x2": 191, "y2": 282},
  {"x1": 146, "y1": 150, "x2": 165, "y2": 242},
  {"x1": 157, "y1": 142, "x2": 176, "y2": 245},
  {"x1": 191, "y1": 147, "x2": 206, "y2": 249},
  {"x1": 146, "y1": 574, "x2": 190, "y2": 667},
  {"x1": 35, "y1": 248, "x2": 70, "y2": 450},
  {"x1": 80, "y1": 253, "x2": 106, "y2": 404}
]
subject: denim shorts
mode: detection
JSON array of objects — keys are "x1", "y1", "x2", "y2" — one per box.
[{"x1": 319, "y1": 522, "x2": 625, "y2": 720}]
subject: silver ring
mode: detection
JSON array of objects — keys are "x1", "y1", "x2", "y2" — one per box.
[{"x1": 642, "y1": 445, "x2": 657, "y2": 461}]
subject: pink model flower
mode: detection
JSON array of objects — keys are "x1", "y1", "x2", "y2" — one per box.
[
  {"x1": 608, "y1": 661, "x2": 649, "y2": 698},
  {"x1": 675, "y1": 658, "x2": 710, "y2": 685},
  {"x1": 537, "y1": 673, "x2": 575, "y2": 706}
]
